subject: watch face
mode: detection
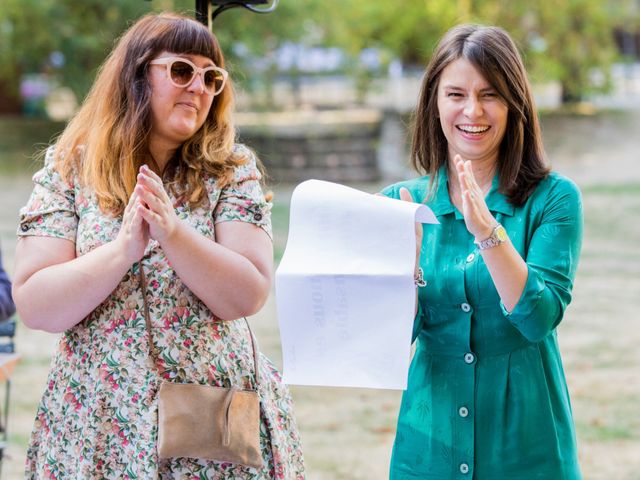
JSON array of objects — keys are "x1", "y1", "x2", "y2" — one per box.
[
  {"x1": 496, "y1": 225, "x2": 508, "y2": 242},
  {"x1": 475, "y1": 224, "x2": 507, "y2": 250}
]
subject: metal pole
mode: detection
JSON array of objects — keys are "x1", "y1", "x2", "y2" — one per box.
[
  {"x1": 194, "y1": 1, "x2": 278, "y2": 26},
  {"x1": 195, "y1": 0, "x2": 210, "y2": 27}
]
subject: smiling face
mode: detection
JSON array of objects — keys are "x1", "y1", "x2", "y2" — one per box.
[
  {"x1": 147, "y1": 52, "x2": 216, "y2": 153},
  {"x1": 436, "y1": 57, "x2": 508, "y2": 167}
]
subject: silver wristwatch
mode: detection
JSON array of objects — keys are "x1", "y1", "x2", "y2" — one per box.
[{"x1": 475, "y1": 224, "x2": 508, "y2": 250}]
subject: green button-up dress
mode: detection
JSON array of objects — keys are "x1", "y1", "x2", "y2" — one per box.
[{"x1": 382, "y1": 167, "x2": 583, "y2": 480}]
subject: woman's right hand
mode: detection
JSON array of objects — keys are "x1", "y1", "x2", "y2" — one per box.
[{"x1": 116, "y1": 191, "x2": 149, "y2": 265}]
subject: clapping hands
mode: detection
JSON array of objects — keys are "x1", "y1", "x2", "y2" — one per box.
[
  {"x1": 134, "y1": 165, "x2": 180, "y2": 244},
  {"x1": 117, "y1": 165, "x2": 181, "y2": 264},
  {"x1": 454, "y1": 154, "x2": 497, "y2": 242},
  {"x1": 117, "y1": 186, "x2": 149, "y2": 264}
]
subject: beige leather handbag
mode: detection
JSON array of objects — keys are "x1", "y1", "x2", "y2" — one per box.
[{"x1": 139, "y1": 267, "x2": 263, "y2": 469}]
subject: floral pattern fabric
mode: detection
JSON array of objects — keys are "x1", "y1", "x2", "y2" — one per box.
[{"x1": 18, "y1": 145, "x2": 305, "y2": 479}]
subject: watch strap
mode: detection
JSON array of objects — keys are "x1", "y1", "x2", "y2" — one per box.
[{"x1": 475, "y1": 224, "x2": 507, "y2": 250}]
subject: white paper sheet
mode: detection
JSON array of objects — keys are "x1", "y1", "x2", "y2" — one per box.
[{"x1": 275, "y1": 180, "x2": 438, "y2": 389}]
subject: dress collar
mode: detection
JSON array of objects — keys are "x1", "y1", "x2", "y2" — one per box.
[{"x1": 428, "y1": 165, "x2": 515, "y2": 219}]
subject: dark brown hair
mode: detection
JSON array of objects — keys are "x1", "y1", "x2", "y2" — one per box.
[
  {"x1": 54, "y1": 12, "x2": 242, "y2": 215},
  {"x1": 412, "y1": 24, "x2": 549, "y2": 206}
]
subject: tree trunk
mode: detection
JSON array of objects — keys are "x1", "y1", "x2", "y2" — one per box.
[
  {"x1": 561, "y1": 84, "x2": 583, "y2": 104},
  {"x1": 0, "y1": 80, "x2": 23, "y2": 114}
]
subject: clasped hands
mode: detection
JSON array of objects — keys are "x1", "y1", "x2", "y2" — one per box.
[{"x1": 117, "y1": 165, "x2": 180, "y2": 264}]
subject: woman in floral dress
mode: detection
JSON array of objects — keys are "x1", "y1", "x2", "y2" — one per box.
[{"x1": 14, "y1": 12, "x2": 304, "y2": 479}]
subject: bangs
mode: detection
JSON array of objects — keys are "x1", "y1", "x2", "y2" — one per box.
[{"x1": 154, "y1": 17, "x2": 219, "y2": 63}]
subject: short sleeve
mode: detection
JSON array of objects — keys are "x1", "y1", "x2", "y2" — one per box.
[
  {"x1": 380, "y1": 183, "x2": 400, "y2": 200},
  {"x1": 213, "y1": 145, "x2": 272, "y2": 239},
  {"x1": 17, "y1": 147, "x2": 78, "y2": 242}
]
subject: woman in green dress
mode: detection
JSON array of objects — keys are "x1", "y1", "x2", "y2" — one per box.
[{"x1": 382, "y1": 25, "x2": 583, "y2": 479}]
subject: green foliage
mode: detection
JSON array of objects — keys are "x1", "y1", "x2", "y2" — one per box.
[
  {"x1": 467, "y1": 0, "x2": 620, "y2": 102},
  {"x1": 320, "y1": 0, "x2": 633, "y2": 103},
  {"x1": 208, "y1": 0, "x2": 327, "y2": 107},
  {"x1": 0, "y1": 0, "x2": 638, "y2": 108},
  {"x1": 0, "y1": 0, "x2": 152, "y2": 102},
  {"x1": 321, "y1": 1, "x2": 460, "y2": 63}
]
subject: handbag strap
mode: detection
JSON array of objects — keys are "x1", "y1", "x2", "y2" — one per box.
[{"x1": 137, "y1": 264, "x2": 262, "y2": 387}]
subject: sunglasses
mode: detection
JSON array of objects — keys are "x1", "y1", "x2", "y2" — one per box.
[{"x1": 149, "y1": 57, "x2": 228, "y2": 96}]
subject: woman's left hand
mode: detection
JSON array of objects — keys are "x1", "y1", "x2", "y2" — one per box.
[
  {"x1": 454, "y1": 154, "x2": 497, "y2": 241},
  {"x1": 398, "y1": 187, "x2": 423, "y2": 278},
  {"x1": 135, "y1": 165, "x2": 181, "y2": 244}
]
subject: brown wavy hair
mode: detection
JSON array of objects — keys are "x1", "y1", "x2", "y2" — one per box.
[
  {"x1": 412, "y1": 24, "x2": 549, "y2": 206},
  {"x1": 53, "y1": 12, "x2": 244, "y2": 215}
]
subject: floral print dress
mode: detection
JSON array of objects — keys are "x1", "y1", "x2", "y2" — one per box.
[{"x1": 18, "y1": 145, "x2": 305, "y2": 479}]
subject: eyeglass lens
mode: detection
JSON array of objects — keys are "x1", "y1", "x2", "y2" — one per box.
[{"x1": 169, "y1": 61, "x2": 224, "y2": 93}]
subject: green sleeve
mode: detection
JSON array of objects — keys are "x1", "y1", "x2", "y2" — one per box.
[
  {"x1": 412, "y1": 302, "x2": 426, "y2": 343},
  {"x1": 502, "y1": 178, "x2": 583, "y2": 342},
  {"x1": 380, "y1": 183, "x2": 400, "y2": 199}
]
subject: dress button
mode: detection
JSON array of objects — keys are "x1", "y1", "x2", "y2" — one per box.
[
  {"x1": 458, "y1": 406, "x2": 469, "y2": 417},
  {"x1": 460, "y1": 463, "x2": 470, "y2": 474},
  {"x1": 253, "y1": 212, "x2": 263, "y2": 221},
  {"x1": 20, "y1": 224, "x2": 29, "y2": 232},
  {"x1": 460, "y1": 303, "x2": 471, "y2": 312},
  {"x1": 464, "y1": 352, "x2": 475, "y2": 364},
  {"x1": 466, "y1": 253, "x2": 475, "y2": 263}
]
